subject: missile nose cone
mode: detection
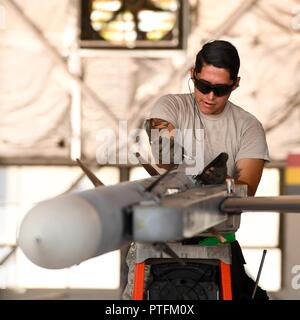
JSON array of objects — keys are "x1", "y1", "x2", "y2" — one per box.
[{"x1": 18, "y1": 195, "x2": 102, "y2": 269}]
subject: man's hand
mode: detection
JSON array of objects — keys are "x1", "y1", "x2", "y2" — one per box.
[{"x1": 194, "y1": 152, "x2": 228, "y2": 185}]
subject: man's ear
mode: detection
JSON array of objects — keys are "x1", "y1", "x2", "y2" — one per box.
[
  {"x1": 190, "y1": 67, "x2": 195, "y2": 80},
  {"x1": 233, "y1": 76, "x2": 241, "y2": 90}
]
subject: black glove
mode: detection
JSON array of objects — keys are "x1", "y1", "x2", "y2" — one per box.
[{"x1": 194, "y1": 152, "x2": 228, "y2": 185}]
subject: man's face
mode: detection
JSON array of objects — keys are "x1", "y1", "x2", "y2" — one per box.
[{"x1": 192, "y1": 64, "x2": 239, "y2": 115}]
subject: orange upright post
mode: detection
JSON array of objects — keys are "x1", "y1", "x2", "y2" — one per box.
[
  {"x1": 132, "y1": 262, "x2": 145, "y2": 300},
  {"x1": 219, "y1": 260, "x2": 232, "y2": 300}
]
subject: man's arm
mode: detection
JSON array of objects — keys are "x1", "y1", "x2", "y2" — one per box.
[
  {"x1": 149, "y1": 118, "x2": 175, "y2": 132},
  {"x1": 147, "y1": 118, "x2": 177, "y2": 171},
  {"x1": 235, "y1": 158, "x2": 265, "y2": 196}
]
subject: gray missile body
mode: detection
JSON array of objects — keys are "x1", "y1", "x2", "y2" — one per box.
[
  {"x1": 18, "y1": 169, "x2": 300, "y2": 271},
  {"x1": 18, "y1": 172, "x2": 238, "y2": 270}
]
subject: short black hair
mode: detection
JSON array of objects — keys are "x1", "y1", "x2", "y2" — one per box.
[{"x1": 195, "y1": 40, "x2": 240, "y2": 81}]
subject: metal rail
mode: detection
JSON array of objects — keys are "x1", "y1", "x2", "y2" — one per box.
[{"x1": 221, "y1": 196, "x2": 300, "y2": 213}]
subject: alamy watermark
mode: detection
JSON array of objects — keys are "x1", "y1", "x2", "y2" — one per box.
[
  {"x1": 291, "y1": 265, "x2": 300, "y2": 290},
  {"x1": 95, "y1": 120, "x2": 205, "y2": 175}
]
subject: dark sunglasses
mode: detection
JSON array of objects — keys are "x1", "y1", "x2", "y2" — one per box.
[{"x1": 193, "y1": 73, "x2": 235, "y2": 97}]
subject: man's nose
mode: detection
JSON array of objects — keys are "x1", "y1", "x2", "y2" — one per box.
[{"x1": 206, "y1": 90, "x2": 215, "y2": 100}]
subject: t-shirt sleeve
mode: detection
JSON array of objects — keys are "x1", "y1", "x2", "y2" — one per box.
[
  {"x1": 147, "y1": 94, "x2": 179, "y2": 128},
  {"x1": 236, "y1": 119, "x2": 270, "y2": 162}
]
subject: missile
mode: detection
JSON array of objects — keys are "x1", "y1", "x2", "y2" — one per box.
[
  {"x1": 18, "y1": 155, "x2": 300, "y2": 270},
  {"x1": 18, "y1": 165, "x2": 234, "y2": 270}
]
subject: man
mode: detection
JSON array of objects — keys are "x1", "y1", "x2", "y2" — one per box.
[
  {"x1": 147, "y1": 40, "x2": 269, "y2": 196},
  {"x1": 123, "y1": 40, "x2": 269, "y2": 300}
]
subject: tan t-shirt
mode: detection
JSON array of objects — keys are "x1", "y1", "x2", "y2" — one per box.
[{"x1": 147, "y1": 93, "x2": 270, "y2": 177}]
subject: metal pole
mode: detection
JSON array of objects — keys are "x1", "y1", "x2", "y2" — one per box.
[
  {"x1": 221, "y1": 196, "x2": 300, "y2": 213},
  {"x1": 252, "y1": 249, "x2": 267, "y2": 299}
]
